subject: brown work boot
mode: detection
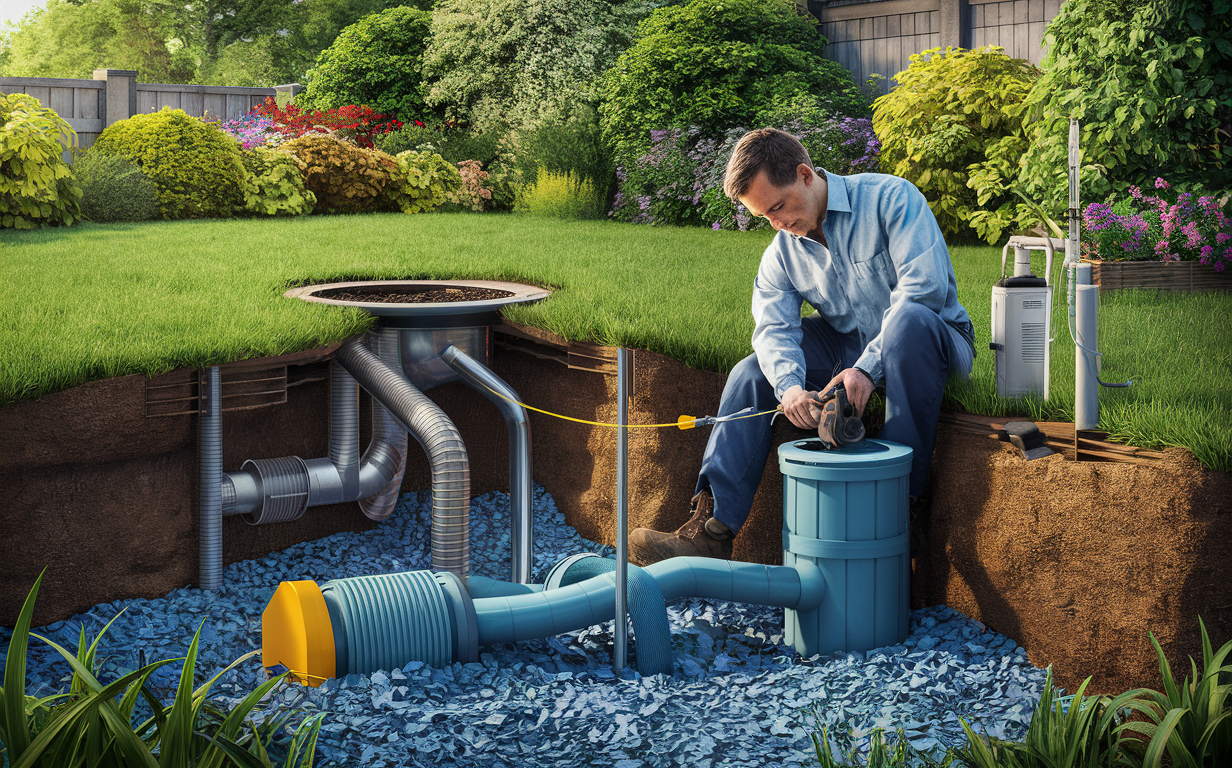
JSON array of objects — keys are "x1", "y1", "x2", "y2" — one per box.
[{"x1": 629, "y1": 490, "x2": 734, "y2": 566}]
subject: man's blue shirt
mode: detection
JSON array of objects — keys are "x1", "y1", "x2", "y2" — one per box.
[{"x1": 751, "y1": 169, "x2": 976, "y2": 399}]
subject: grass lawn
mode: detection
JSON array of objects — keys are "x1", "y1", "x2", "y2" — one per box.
[{"x1": 2, "y1": 212, "x2": 1229, "y2": 471}]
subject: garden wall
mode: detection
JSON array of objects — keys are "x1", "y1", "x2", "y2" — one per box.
[{"x1": 1, "y1": 325, "x2": 1227, "y2": 695}]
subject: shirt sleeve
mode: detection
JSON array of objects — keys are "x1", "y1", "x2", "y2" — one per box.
[
  {"x1": 750, "y1": 239, "x2": 807, "y2": 401},
  {"x1": 852, "y1": 179, "x2": 952, "y2": 386}
]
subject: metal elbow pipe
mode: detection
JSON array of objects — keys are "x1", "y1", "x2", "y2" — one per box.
[
  {"x1": 440, "y1": 344, "x2": 533, "y2": 584},
  {"x1": 336, "y1": 335, "x2": 471, "y2": 582},
  {"x1": 356, "y1": 329, "x2": 409, "y2": 520}
]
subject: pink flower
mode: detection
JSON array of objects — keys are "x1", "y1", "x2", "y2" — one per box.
[
  {"x1": 1202, "y1": 245, "x2": 1214, "y2": 258},
  {"x1": 1129, "y1": 185, "x2": 1142, "y2": 199},
  {"x1": 1217, "y1": 261, "x2": 1226, "y2": 272},
  {"x1": 1218, "y1": 232, "x2": 1231, "y2": 244},
  {"x1": 1155, "y1": 239, "x2": 1170, "y2": 253},
  {"x1": 1155, "y1": 177, "x2": 1170, "y2": 189}
]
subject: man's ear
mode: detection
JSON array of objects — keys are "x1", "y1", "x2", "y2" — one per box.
[{"x1": 798, "y1": 164, "x2": 815, "y2": 185}]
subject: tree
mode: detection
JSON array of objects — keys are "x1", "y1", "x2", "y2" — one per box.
[
  {"x1": 598, "y1": 0, "x2": 869, "y2": 157},
  {"x1": 298, "y1": 5, "x2": 433, "y2": 122},
  {"x1": 421, "y1": 0, "x2": 655, "y2": 133}
]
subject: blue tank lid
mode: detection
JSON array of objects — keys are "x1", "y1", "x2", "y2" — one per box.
[{"x1": 778, "y1": 437, "x2": 913, "y2": 471}]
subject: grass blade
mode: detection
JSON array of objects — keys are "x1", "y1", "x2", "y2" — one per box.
[{"x1": 3, "y1": 569, "x2": 46, "y2": 763}]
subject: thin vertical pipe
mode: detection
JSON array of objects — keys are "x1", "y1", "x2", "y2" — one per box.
[
  {"x1": 199, "y1": 366, "x2": 222, "y2": 590},
  {"x1": 614, "y1": 348, "x2": 630, "y2": 673},
  {"x1": 1075, "y1": 283, "x2": 1100, "y2": 431}
]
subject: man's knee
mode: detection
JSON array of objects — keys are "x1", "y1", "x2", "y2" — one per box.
[{"x1": 883, "y1": 303, "x2": 946, "y2": 348}]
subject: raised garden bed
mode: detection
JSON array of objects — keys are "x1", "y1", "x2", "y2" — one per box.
[
  {"x1": 2, "y1": 320, "x2": 1229, "y2": 697},
  {"x1": 1085, "y1": 258, "x2": 1232, "y2": 293}
]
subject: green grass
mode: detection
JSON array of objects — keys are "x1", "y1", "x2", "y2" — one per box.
[{"x1": 2, "y1": 212, "x2": 1229, "y2": 471}]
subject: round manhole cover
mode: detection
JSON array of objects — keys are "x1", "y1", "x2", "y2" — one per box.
[{"x1": 284, "y1": 280, "x2": 551, "y2": 319}]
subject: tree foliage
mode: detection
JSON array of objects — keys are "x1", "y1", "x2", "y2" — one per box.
[
  {"x1": 298, "y1": 5, "x2": 433, "y2": 122},
  {"x1": 598, "y1": 0, "x2": 869, "y2": 157},
  {"x1": 421, "y1": 0, "x2": 655, "y2": 133},
  {"x1": 1017, "y1": 0, "x2": 1232, "y2": 219},
  {"x1": 0, "y1": 93, "x2": 83, "y2": 229},
  {"x1": 872, "y1": 46, "x2": 1041, "y2": 243}
]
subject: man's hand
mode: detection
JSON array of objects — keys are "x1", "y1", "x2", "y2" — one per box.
[{"x1": 781, "y1": 385, "x2": 822, "y2": 429}]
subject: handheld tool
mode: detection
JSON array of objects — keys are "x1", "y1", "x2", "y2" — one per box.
[{"x1": 808, "y1": 383, "x2": 865, "y2": 450}]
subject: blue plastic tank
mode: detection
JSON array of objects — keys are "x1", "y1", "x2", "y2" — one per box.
[{"x1": 778, "y1": 437, "x2": 913, "y2": 658}]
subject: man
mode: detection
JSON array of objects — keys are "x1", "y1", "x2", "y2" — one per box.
[{"x1": 628, "y1": 128, "x2": 976, "y2": 566}]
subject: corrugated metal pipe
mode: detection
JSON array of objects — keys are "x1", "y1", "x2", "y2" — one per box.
[
  {"x1": 440, "y1": 344, "x2": 533, "y2": 584},
  {"x1": 334, "y1": 333, "x2": 471, "y2": 582}
]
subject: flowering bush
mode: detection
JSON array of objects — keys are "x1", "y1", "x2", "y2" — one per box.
[
  {"x1": 253, "y1": 98, "x2": 405, "y2": 149},
  {"x1": 444, "y1": 160, "x2": 493, "y2": 211},
  {"x1": 1081, "y1": 177, "x2": 1232, "y2": 272},
  {"x1": 209, "y1": 113, "x2": 281, "y2": 150},
  {"x1": 611, "y1": 116, "x2": 880, "y2": 230}
]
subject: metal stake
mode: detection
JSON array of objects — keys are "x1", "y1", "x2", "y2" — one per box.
[{"x1": 614, "y1": 348, "x2": 630, "y2": 673}]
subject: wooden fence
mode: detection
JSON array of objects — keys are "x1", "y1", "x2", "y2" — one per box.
[
  {"x1": 0, "y1": 69, "x2": 302, "y2": 162},
  {"x1": 809, "y1": 0, "x2": 1067, "y2": 95}
]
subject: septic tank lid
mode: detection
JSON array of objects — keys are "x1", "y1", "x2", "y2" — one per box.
[
  {"x1": 284, "y1": 279, "x2": 551, "y2": 318},
  {"x1": 778, "y1": 438, "x2": 912, "y2": 469}
]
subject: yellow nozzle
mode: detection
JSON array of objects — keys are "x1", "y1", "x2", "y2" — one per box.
[
  {"x1": 677, "y1": 415, "x2": 698, "y2": 430},
  {"x1": 262, "y1": 580, "x2": 336, "y2": 687}
]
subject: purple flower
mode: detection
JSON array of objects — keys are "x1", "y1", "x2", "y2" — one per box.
[
  {"x1": 1129, "y1": 186, "x2": 1142, "y2": 199},
  {"x1": 712, "y1": 222, "x2": 721, "y2": 230},
  {"x1": 1217, "y1": 261, "x2": 1226, "y2": 272},
  {"x1": 1202, "y1": 245, "x2": 1214, "y2": 258},
  {"x1": 1218, "y1": 232, "x2": 1231, "y2": 244}
]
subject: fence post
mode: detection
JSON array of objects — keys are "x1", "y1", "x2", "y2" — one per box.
[
  {"x1": 939, "y1": 0, "x2": 970, "y2": 50},
  {"x1": 274, "y1": 83, "x2": 304, "y2": 108},
  {"x1": 93, "y1": 69, "x2": 137, "y2": 128}
]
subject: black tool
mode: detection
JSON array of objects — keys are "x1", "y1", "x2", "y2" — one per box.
[{"x1": 809, "y1": 383, "x2": 865, "y2": 450}]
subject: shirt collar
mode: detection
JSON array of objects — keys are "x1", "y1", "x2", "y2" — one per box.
[{"x1": 822, "y1": 168, "x2": 851, "y2": 213}]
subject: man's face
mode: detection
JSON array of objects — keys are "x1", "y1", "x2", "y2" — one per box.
[{"x1": 738, "y1": 165, "x2": 821, "y2": 237}]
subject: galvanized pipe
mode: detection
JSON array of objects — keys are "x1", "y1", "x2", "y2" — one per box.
[
  {"x1": 1075, "y1": 282, "x2": 1100, "y2": 430},
  {"x1": 614, "y1": 348, "x2": 630, "y2": 673},
  {"x1": 199, "y1": 366, "x2": 223, "y2": 590},
  {"x1": 336, "y1": 336, "x2": 471, "y2": 582},
  {"x1": 357, "y1": 329, "x2": 410, "y2": 521},
  {"x1": 440, "y1": 345, "x2": 533, "y2": 584}
]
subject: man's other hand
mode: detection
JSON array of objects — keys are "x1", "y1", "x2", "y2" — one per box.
[{"x1": 819, "y1": 368, "x2": 874, "y2": 417}]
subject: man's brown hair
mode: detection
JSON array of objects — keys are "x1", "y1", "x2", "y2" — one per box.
[{"x1": 722, "y1": 128, "x2": 813, "y2": 202}]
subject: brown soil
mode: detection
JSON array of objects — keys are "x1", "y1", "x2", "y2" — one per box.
[
  {"x1": 312, "y1": 286, "x2": 513, "y2": 303},
  {"x1": 2, "y1": 331, "x2": 1228, "y2": 696}
]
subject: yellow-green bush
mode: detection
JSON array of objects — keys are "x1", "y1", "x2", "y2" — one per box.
[
  {"x1": 279, "y1": 134, "x2": 403, "y2": 214},
  {"x1": 90, "y1": 107, "x2": 246, "y2": 219},
  {"x1": 74, "y1": 150, "x2": 161, "y2": 222},
  {"x1": 514, "y1": 169, "x2": 601, "y2": 220},
  {"x1": 0, "y1": 93, "x2": 82, "y2": 229},
  {"x1": 240, "y1": 148, "x2": 316, "y2": 216},
  {"x1": 391, "y1": 150, "x2": 462, "y2": 214}
]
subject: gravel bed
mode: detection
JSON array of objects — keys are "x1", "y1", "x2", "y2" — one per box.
[{"x1": 1, "y1": 484, "x2": 1048, "y2": 767}]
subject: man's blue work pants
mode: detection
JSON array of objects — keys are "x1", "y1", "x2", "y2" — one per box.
[{"x1": 696, "y1": 303, "x2": 974, "y2": 533}]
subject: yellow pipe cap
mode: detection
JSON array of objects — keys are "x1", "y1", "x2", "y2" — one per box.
[{"x1": 261, "y1": 580, "x2": 336, "y2": 687}]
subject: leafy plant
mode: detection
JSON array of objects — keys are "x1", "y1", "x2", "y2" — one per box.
[
  {"x1": 1016, "y1": 0, "x2": 1232, "y2": 222},
  {"x1": 444, "y1": 160, "x2": 494, "y2": 211},
  {"x1": 73, "y1": 150, "x2": 161, "y2": 223},
  {"x1": 90, "y1": 107, "x2": 246, "y2": 219},
  {"x1": 0, "y1": 92, "x2": 83, "y2": 229},
  {"x1": 280, "y1": 133, "x2": 402, "y2": 214},
  {"x1": 297, "y1": 6, "x2": 434, "y2": 124},
  {"x1": 598, "y1": 0, "x2": 869, "y2": 159},
  {"x1": 871, "y1": 45, "x2": 1041, "y2": 244},
  {"x1": 515, "y1": 112, "x2": 616, "y2": 210},
  {"x1": 811, "y1": 719, "x2": 957, "y2": 767},
  {"x1": 1081, "y1": 176, "x2": 1231, "y2": 266},
  {"x1": 240, "y1": 148, "x2": 317, "y2": 216},
  {"x1": 515, "y1": 168, "x2": 602, "y2": 219},
  {"x1": 0, "y1": 570, "x2": 324, "y2": 768},
  {"x1": 1116, "y1": 617, "x2": 1232, "y2": 768},
  {"x1": 389, "y1": 150, "x2": 462, "y2": 213}
]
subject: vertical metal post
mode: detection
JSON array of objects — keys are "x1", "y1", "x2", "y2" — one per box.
[
  {"x1": 1067, "y1": 118, "x2": 1081, "y2": 266},
  {"x1": 199, "y1": 366, "x2": 223, "y2": 590},
  {"x1": 614, "y1": 348, "x2": 630, "y2": 673},
  {"x1": 1075, "y1": 281, "x2": 1100, "y2": 431}
]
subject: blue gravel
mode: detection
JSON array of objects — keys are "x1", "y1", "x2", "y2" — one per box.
[{"x1": 1, "y1": 484, "x2": 1047, "y2": 767}]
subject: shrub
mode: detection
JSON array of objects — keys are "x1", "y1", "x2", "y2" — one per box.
[
  {"x1": 389, "y1": 150, "x2": 461, "y2": 213},
  {"x1": 298, "y1": 6, "x2": 434, "y2": 124},
  {"x1": 0, "y1": 92, "x2": 82, "y2": 229},
  {"x1": 515, "y1": 168, "x2": 602, "y2": 219},
  {"x1": 1017, "y1": 0, "x2": 1232, "y2": 220},
  {"x1": 74, "y1": 150, "x2": 161, "y2": 222},
  {"x1": 90, "y1": 107, "x2": 246, "y2": 219},
  {"x1": 210, "y1": 112, "x2": 281, "y2": 149},
  {"x1": 421, "y1": 0, "x2": 653, "y2": 134},
  {"x1": 1081, "y1": 176, "x2": 1231, "y2": 268},
  {"x1": 871, "y1": 45, "x2": 1041, "y2": 243},
  {"x1": 240, "y1": 147, "x2": 317, "y2": 216},
  {"x1": 376, "y1": 122, "x2": 499, "y2": 167},
  {"x1": 444, "y1": 160, "x2": 494, "y2": 211},
  {"x1": 515, "y1": 112, "x2": 616, "y2": 210},
  {"x1": 599, "y1": 0, "x2": 869, "y2": 158},
  {"x1": 253, "y1": 97, "x2": 402, "y2": 149},
  {"x1": 280, "y1": 133, "x2": 402, "y2": 214}
]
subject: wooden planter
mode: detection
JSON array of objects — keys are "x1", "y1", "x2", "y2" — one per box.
[{"x1": 1085, "y1": 258, "x2": 1232, "y2": 294}]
